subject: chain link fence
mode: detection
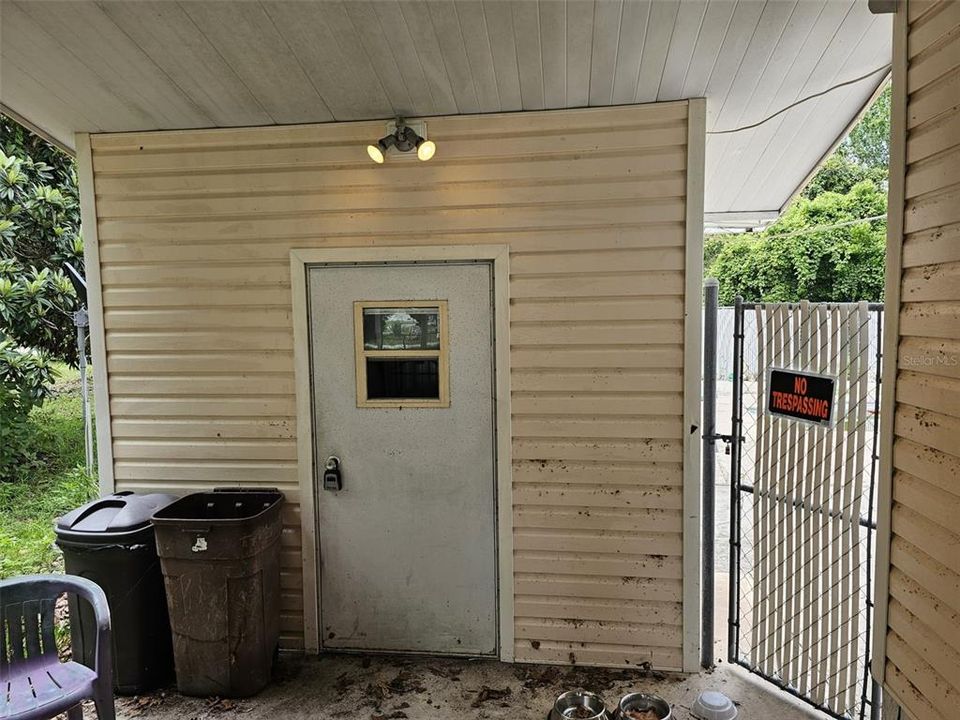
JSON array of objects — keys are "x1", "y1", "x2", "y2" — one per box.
[{"x1": 713, "y1": 302, "x2": 881, "y2": 720}]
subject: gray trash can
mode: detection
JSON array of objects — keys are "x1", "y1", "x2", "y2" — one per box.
[{"x1": 55, "y1": 491, "x2": 178, "y2": 694}]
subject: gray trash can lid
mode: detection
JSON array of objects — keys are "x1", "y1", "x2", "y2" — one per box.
[{"x1": 57, "y1": 491, "x2": 178, "y2": 542}]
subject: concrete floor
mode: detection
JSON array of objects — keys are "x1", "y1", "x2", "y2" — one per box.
[{"x1": 110, "y1": 652, "x2": 830, "y2": 720}]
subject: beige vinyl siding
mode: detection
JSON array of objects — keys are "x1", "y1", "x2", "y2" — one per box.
[
  {"x1": 85, "y1": 103, "x2": 696, "y2": 667},
  {"x1": 878, "y1": 2, "x2": 960, "y2": 717}
]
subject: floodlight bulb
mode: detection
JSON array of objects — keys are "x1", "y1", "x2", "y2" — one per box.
[
  {"x1": 367, "y1": 144, "x2": 385, "y2": 164},
  {"x1": 417, "y1": 140, "x2": 436, "y2": 162}
]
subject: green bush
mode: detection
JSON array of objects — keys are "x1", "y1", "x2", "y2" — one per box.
[
  {"x1": 708, "y1": 180, "x2": 886, "y2": 304},
  {"x1": 802, "y1": 155, "x2": 887, "y2": 201},
  {"x1": 1, "y1": 114, "x2": 83, "y2": 478},
  {"x1": 0, "y1": 141, "x2": 83, "y2": 364},
  {"x1": 0, "y1": 338, "x2": 54, "y2": 478}
]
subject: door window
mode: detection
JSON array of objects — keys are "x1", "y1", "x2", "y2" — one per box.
[{"x1": 354, "y1": 301, "x2": 449, "y2": 407}]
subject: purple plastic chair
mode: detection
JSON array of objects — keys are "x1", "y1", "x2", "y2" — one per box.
[{"x1": 0, "y1": 575, "x2": 115, "y2": 720}]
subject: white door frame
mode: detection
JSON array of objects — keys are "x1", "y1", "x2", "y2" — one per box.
[{"x1": 290, "y1": 245, "x2": 513, "y2": 661}]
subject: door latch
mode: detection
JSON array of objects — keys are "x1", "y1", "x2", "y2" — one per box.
[{"x1": 323, "y1": 456, "x2": 342, "y2": 491}]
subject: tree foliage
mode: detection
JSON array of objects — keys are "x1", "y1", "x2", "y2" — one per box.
[
  {"x1": 707, "y1": 84, "x2": 890, "y2": 304},
  {"x1": 837, "y1": 85, "x2": 891, "y2": 171},
  {"x1": 0, "y1": 339, "x2": 54, "y2": 473},
  {"x1": 1, "y1": 116, "x2": 83, "y2": 363},
  {"x1": 707, "y1": 181, "x2": 886, "y2": 304},
  {"x1": 0, "y1": 114, "x2": 82, "y2": 478},
  {"x1": 802, "y1": 154, "x2": 887, "y2": 201}
]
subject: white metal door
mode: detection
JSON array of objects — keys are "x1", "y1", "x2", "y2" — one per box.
[{"x1": 308, "y1": 262, "x2": 498, "y2": 655}]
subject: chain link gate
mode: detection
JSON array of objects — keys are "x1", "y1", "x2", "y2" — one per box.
[{"x1": 725, "y1": 299, "x2": 882, "y2": 720}]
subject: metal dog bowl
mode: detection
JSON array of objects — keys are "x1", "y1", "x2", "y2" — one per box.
[
  {"x1": 611, "y1": 692, "x2": 672, "y2": 720},
  {"x1": 549, "y1": 690, "x2": 612, "y2": 720}
]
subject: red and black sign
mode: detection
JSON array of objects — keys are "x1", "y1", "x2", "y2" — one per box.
[{"x1": 766, "y1": 368, "x2": 836, "y2": 426}]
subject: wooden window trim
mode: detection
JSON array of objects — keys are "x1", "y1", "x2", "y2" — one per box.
[{"x1": 353, "y1": 300, "x2": 450, "y2": 408}]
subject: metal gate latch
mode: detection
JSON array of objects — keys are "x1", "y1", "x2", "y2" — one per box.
[{"x1": 705, "y1": 432, "x2": 735, "y2": 454}]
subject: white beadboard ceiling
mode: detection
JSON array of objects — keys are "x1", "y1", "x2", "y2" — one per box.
[{"x1": 0, "y1": 0, "x2": 891, "y2": 227}]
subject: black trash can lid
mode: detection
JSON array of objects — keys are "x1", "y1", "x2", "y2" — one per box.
[{"x1": 56, "y1": 491, "x2": 178, "y2": 542}]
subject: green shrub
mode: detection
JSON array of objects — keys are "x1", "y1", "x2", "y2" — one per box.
[
  {"x1": 0, "y1": 338, "x2": 53, "y2": 478},
  {"x1": 707, "y1": 180, "x2": 886, "y2": 304},
  {"x1": 1, "y1": 114, "x2": 83, "y2": 478},
  {"x1": 0, "y1": 143, "x2": 83, "y2": 365}
]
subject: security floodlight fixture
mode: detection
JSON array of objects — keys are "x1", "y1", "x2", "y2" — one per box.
[
  {"x1": 417, "y1": 138, "x2": 436, "y2": 161},
  {"x1": 366, "y1": 119, "x2": 435, "y2": 163},
  {"x1": 367, "y1": 139, "x2": 388, "y2": 164}
]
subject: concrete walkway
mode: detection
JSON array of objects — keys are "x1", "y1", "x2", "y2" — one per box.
[{"x1": 112, "y1": 653, "x2": 829, "y2": 720}]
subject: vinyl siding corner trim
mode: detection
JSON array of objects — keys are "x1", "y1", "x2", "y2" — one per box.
[{"x1": 75, "y1": 131, "x2": 114, "y2": 495}]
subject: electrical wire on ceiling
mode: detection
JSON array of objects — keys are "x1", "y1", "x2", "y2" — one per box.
[{"x1": 707, "y1": 65, "x2": 892, "y2": 135}]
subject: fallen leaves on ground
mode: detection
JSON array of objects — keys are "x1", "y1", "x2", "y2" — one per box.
[
  {"x1": 515, "y1": 665, "x2": 564, "y2": 689},
  {"x1": 205, "y1": 697, "x2": 243, "y2": 713},
  {"x1": 361, "y1": 671, "x2": 428, "y2": 709},
  {"x1": 470, "y1": 685, "x2": 512, "y2": 708},
  {"x1": 119, "y1": 693, "x2": 166, "y2": 717}
]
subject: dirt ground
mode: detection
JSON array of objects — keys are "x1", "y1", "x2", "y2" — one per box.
[{"x1": 110, "y1": 653, "x2": 828, "y2": 720}]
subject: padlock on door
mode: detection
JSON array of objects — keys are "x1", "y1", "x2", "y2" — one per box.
[{"x1": 323, "y1": 455, "x2": 342, "y2": 491}]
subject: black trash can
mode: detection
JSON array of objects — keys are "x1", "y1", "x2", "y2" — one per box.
[
  {"x1": 55, "y1": 491, "x2": 178, "y2": 694},
  {"x1": 151, "y1": 488, "x2": 284, "y2": 698}
]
